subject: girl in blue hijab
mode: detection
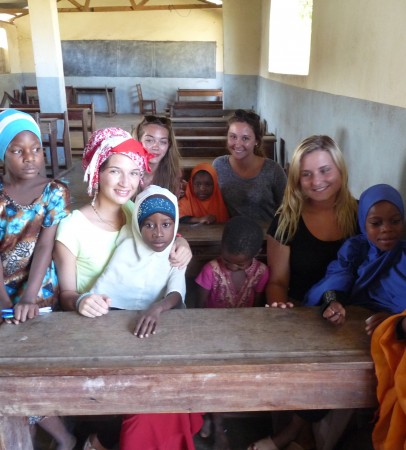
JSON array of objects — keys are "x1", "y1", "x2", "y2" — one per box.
[{"x1": 304, "y1": 184, "x2": 406, "y2": 334}]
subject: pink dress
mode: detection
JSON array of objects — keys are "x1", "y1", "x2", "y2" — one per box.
[{"x1": 195, "y1": 257, "x2": 269, "y2": 308}]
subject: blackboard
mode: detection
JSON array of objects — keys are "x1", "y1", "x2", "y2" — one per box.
[{"x1": 62, "y1": 40, "x2": 216, "y2": 78}]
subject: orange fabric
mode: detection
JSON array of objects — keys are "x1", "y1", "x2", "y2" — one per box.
[
  {"x1": 371, "y1": 311, "x2": 406, "y2": 450},
  {"x1": 179, "y1": 163, "x2": 229, "y2": 223}
]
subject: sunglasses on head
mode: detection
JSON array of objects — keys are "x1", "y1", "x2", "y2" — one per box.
[
  {"x1": 233, "y1": 109, "x2": 260, "y2": 122},
  {"x1": 143, "y1": 115, "x2": 172, "y2": 126}
]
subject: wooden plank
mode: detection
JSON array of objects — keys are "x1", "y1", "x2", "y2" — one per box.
[
  {"x1": 177, "y1": 89, "x2": 223, "y2": 102},
  {"x1": 174, "y1": 126, "x2": 227, "y2": 136},
  {"x1": 0, "y1": 308, "x2": 376, "y2": 417}
]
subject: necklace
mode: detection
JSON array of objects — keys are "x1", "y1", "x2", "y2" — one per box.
[{"x1": 91, "y1": 204, "x2": 122, "y2": 231}]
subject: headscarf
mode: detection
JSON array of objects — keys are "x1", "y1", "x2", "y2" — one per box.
[
  {"x1": 304, "y1": 184, "x2": 406, "y2": 313},
  {"x1": 0, "y1": 109, "x2": 42, "y2": 161},
  {"x1": 82, "y1": 127, "x2": 152, "y2": 195},
  {"x1": 178, "y1": 163, "x2": 229, "y2": 223}
]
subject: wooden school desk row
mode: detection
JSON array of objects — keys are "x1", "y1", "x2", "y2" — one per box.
[{"x1": 0, "y1": 307, "x2": 377, "y2": 449}]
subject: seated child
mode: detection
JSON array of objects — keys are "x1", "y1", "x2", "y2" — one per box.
[
  {"x1": 179, "y1": 162, "x2": 229, "y2": 225},
  {"x1": 371, "y1": 311, "x2": 406, "y2": 450},
  {"x1": 304, "y1": 183, "x2": 406, "y2": 335},
  {"x1": 90, "y1": 184, "x2": 185, "y2": 337},
  {"x1": 0, "y1": 109, "x2": 74, "y2": 448},
  {"x1": 88, "y1": 185, "x2": 203, "y2": 449},
  {"x1": 195, "y1": 216, "x2": 269, "y2": 449},
  {"x1": 196, "y1": 215, "x2": 269, "y2": 308}
]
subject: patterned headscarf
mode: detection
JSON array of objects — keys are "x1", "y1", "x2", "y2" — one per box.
[
  {"x1": 137, "y1": 194, "x2": 176, "y2": 226},
  {"x1": 82, "y1": 127, "x2": 152, "y2": 195},
  {"x1": 0, "y1": 109, "x2": 42, "y2": 161}
]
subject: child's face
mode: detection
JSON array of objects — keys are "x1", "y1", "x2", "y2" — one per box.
[
  {"x1": 140, "y1": 212, "x2": 175, "y2": 252},
  {"x1": 99, "y1": 154, "x2": 141, "y2": 205},
  {"x1": 365, "y1": 200, "x2": 404, "y2": 251},
  {"x1": 221, "y1": 249, "x2": 253, "y2": 272},
  {"x1": 192, "y1": 171, "x2": 214, "y2": 201},
  {"x1": 5, "y1": 131, "x2": 44, "y2": 179}
]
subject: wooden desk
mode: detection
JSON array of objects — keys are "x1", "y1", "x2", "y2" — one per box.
[
  {"x1": 180, "y1": 156, "x2": 215, "y2": 178},
  {"x1": 0, "y1": 307, "x2": 376, "y2": 414},
  {"x1": 73, "y1": 87, "x2": 116, "y2": 116},
  {"x1": 177, "y1": 88, "x2": 223, "y2": 102},
  {"x1": 0, "y1": 308, "x2": 376, "y2": 447}
]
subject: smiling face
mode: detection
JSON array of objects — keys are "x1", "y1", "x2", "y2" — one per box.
[
  {"x1": 227, "y1": 121, "x2": 258, "y2": 160},
  {"x1": 299, "y1": 150, "x2": 342, "y2": 204},
  {"x1": 192, "y1": 170, "x2": 214, "y2": 201},
  {"x1": 4, "y1": 131, "x2": 44, "y2": 180},
  {"x1": 98, "y1": 154, "x2": 141, "y2": 205},
  {"x1": 139, "y1": 124, "x2": 169, "y2": 168},
  {"x1": 365, "y1": 201, "x2": 404, "y2": 251},
  {"x1": 140, "y1": 212, "x2": 175, "y2": 252}
]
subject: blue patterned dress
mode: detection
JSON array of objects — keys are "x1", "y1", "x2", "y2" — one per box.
[{"x1": 0, "y1": 178, "x2": 70, "y2": 308}]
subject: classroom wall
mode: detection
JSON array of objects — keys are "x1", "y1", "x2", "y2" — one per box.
[
  {"x1": 257, "y1": 0, "x2": 406, "y2": 199},
  {"x1": 0, "y1": 22, "x2": 23, "y2": 98},
  {"x1": 9, "y1": 4, "x2": 224, "y2": 113}
]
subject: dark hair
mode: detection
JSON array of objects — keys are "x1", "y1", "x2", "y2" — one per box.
[
  {"x1": 227, "y1": 109, "x2": 265, "y2": 156},
  {"x1": 221, "y1": 216, "x2": 264, "y2": 258}
]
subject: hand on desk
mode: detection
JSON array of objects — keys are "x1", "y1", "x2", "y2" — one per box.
[
  {"x1": 78, "y1": 294, "x2": 111, "y2": 318},
  {"x1": 322, "y1": 300, "x2": 346, "y2": 326},
  {"x1": 4, "y1": 302, "x2": 39, "y2": 324},
  {"x1": 267, "y1": 301, "x2": 294, "y2": 309},
  {"x1": 365, "y1": 312, "x2": 391, "y2": 336},
  {"x1": 134, "y1": 304, "x2": 161, "y2": 338}
]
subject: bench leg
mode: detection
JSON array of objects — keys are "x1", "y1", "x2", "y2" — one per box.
[{"x1": 0, "y1": 417, "x2": 33, "y2": 450}]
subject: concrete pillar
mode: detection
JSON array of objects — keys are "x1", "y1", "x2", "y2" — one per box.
[{"x1": 27, "y1": 0, "x2": 66, "y2": 112}]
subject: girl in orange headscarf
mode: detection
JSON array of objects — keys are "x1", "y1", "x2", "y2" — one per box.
[{"x1": 179, "y1": 163, "x2": 229, "y2": 224}]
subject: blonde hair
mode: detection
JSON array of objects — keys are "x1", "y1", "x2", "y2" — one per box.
[
  {"x1": 134, "y1": 116, "x2": 181, "y2": 196},
  {"x1": 275, "y1": 135, "x2": 358, "y2": 243}
]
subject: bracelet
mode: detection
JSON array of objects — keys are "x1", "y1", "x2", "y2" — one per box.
[
  {"x1": 75, "y1": 292, "x2": 91, "y2": 312},
  {"x1": 321, "y1": 290, "x2": 337, "y2": 314}
]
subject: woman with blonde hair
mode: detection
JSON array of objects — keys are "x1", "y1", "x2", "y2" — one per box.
[
  {"x1": 249, "y1": 135, "x2": 358, "y2": 450},
  {"x1": 267, "y1": 134, "x2": 358, "y2": 307}
]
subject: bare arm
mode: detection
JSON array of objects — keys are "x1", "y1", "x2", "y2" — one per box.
[
  {"x1": 197, "y1": 285, "x2": 210, "y2": 308},
  {"x1": 266, "y1": 235, "x2": 293, "y2": 308},
  {"x1": 53, "y1": 241, "x2": 110, "y2": 317},
  {"x1": 12, "y1": 225, "x2": 60, "y2": 323}
]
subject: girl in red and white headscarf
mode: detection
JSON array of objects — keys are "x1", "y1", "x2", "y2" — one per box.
[
  {"x1": 54, "y1": 128, "x2": 194, "y2": 450},
  {"x1": 55, "y1": 127, "x2": 192, "y2": 315}
]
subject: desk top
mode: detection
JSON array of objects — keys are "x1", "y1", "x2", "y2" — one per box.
[
  {"x1": 0, "y1": 308, "x2": 376, "y2": 415},
  {"x1": 73, "y1": 86, "x2": 115, "y2": 92},
  {"x1": 179, "y1": 222, "x2": 268, "y2": 246},
  {"x1": 0, "y1": 308, "x2": 372, "y2": 374}
]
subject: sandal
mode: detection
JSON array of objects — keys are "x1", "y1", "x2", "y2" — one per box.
[{"x1": 247, "y1": 436, "x2": 280, "y2": 450}]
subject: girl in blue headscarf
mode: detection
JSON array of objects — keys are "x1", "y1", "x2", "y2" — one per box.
[{"x1": 304, "y1": 183, "x2": 406, "y2": 334}]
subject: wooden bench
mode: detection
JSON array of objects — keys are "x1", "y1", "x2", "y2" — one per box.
[
  {"x1": 171, "y1": 116, "x2": 230, "y2": 127},
  {"x1": 0, "y1": 307, "x2": 377, "y2": 448},
  {"x1": 177, "y1": 88, "x2": 223, "y2": 102},
  {"x1": 67, "y1": 103, "x2": 96, "y2": 154},
  {"x1": 173, "y1": 126, "x2": 227, "y2": 136},
  {"x1": 176, "y1": 134, "x2": 277, "y2": 160},
  {"x1": 170, "y1": 108, "x2": 234, "y2": 118}
]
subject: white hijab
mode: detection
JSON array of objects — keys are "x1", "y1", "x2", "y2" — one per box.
[{"x1": 91, "y1": 185, "x2": 185, "y2": 310}]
